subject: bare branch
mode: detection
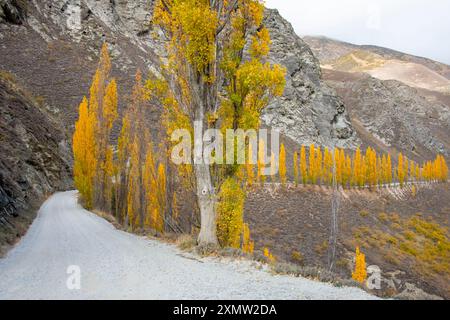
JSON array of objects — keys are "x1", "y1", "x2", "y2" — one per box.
[{"x1": 216, "y1": 0, "x2": 239, "y2": 36}]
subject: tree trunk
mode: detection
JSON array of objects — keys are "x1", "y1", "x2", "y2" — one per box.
[
  {"x1": 195, "y1": 162, "x2": 218, "y2": 245},
  {"x1": 193, "y1": 97, "x2": 218, "y2": 246}
]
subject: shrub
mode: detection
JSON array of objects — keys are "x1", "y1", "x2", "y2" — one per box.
[
  {"x1": 263, "y1": 247, "x2": 276, "y2": 263},
  {"x1": 216, "y1": 178, "x2": 245, "y2": 248},
  {"x1": 315, "y1": 240, "x2": 329, "y2": 255},
  {"x1": 272, "y1": 263, "x2": 340, "y2": 284},
  {"x1": 360, "y1": 210, "x2": 369, "y2": 218},
  {"x1": 378, "y1": 212, "x2": 389, "y2": 223},
  {"x1": 291, "y1": 251, "x2": 304, "y2": 265},
  {"x1": 242, "y1": 223, "x2": 255, "y2": 254}
]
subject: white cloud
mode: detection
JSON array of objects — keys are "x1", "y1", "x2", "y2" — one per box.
[{"x1": 265, "y1": 0, "x2": 450, "y2": 65}]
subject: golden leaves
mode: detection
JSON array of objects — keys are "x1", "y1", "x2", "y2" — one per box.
[
  {"x1": 352, "y1": 247, "x2": 367, "y2": 284},
  {"x1": 217, "y1": 178, "x2": 245, "y2": 248}
]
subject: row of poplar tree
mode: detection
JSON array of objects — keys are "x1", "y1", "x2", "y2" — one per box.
[
  {"x1": 72, "y1": 44, "x2": 171, "y2": 232},
  {"x1": 73, "y1": 45, "x2": 448, "y2": 241},
  {"x1": 248, "y1": 143, "x2": 449, "y2": 188}
]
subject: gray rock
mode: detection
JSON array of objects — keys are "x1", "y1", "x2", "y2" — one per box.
[
  {"x1": 0, "y1": 0, "x2": 26, "y2": 25},
  {"x1": 0, "y1": 76, "x2": 72, "y2": 221},
  {"x1": 263, "y1": 9, "x2": 358, "y2": 149},
  {"x1": 326, "y1": 71, "x2": 450, "y2": 159},
  {"x1": 394, "y1": 282, "x2": 443, "y2": 300}
]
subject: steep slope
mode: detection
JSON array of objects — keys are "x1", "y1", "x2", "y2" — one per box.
[
  {"x1": 305, "y1": 36, "x2": 450, "y2": 94},
  {"x1": 263, "y1": 10, "x2": 357, "y2": 148},
  {"x1": 324, "y1": 69, "x2": 450, "y2": 160},
  {"x1": 0, "y1": 74, "x2": 72, "y2": 254},
  {"x1": 302, "y1": 36, "x2": 450, "y2": 160},
  {"x1": 304, "y1": 36, "x2": 450, "y2": 80},
  {"x1": 246, "y1": 183, "x2": 449, "y2": 299},
  {"x1": 0, "y1": 2, "x2": 357, "y2": 148}
]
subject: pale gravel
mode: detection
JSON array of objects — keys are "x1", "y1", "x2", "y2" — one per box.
[{"x1": 0, "y1": 191, "x2": 377, "y2": 300}]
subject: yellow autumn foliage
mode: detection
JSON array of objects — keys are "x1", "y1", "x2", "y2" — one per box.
[
  {"x1": 352, "y1": 247, "x2": 367, "y2": 284},
  {"x1": 217, "y1": 178, "x2": 245, "y2": 248},
  {"x1": 242, "y1": 223, "x2": 254, "y2": 254}
]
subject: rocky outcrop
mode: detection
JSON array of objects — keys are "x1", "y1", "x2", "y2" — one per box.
[
  {"x1": 263, "y1": 10, "x2": 357, "y2": 148},
  {"x1": 0, "y1": 0, "x2": 27, "y2": 25},
  {"x1": 324, "y1": 69, "x2": 450, "y2": 160},
  {"x1": 0, "y1": 76, "x2": 72, "y2": 219},
  {"x1": 0, "y1": 75, "x2": 72, "y2": 252}
]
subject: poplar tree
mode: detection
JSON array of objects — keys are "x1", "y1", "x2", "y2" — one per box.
[
  {"x1": 387, "y1": 154, "x2": 393, "y2": 184},
  {"x1": 323, "y1": 147, "x2": 333, "y2": 186},
  {"x1": 155, "y1": 163, "x2": 167, "y2": 233},
  {"x1": 73, "y1": 44, "x2": 117, "y2": 210},
  {"x1": 300, "y1": 146, "x2": 307, "y2": 185},
  {"x1": 143, "y1": 143, "x2": 157, "y2": 229},
  {"x1": 353, "y1": 147, "x2": 362, "y2": 187},
  {"x1": 216, "y1": 178, "x2": 245, "y2": 248},
  {"x1": 293, "y1": 151, "x2": 299, "y2": 186},
  {"x1": 352, "y1": 247, "x2": 367, "y2": 284},
  {"x1": 152, "y1": 0, "x2": 286, "y2": 246},
  {"x1": 73, "y1": 97, "x2": 96, "y2": 209},
  {"x1": 279, "y1": 144, "x2": 286, "y2": 185},
  {"x1": 398, "y1": 153, "x2": 405, "y2": 187},
  {"x1": 344, "y1": 155, "x2": 352, "y2": 188},
  {"x1": 258, "y1": 139, "x2": 267, "y2": 184},
  {"x1": 127, "y1": 138, "x2": 141, "y2": 229},
  {"x1": 242, "y1": 223, "x2": 255, "y2": 254},
  {"x1": 90, "y1": 43, "x2": 118, "y2": 210},
  {"x1": 316, "y1": 147, "x2": 323, "y2": 184},
  {"x1": 309, "y1": 144, "x2": 316, "y2": 184}
]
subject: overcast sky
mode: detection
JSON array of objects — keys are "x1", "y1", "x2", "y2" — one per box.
[{"x1": 265, "y1": 0, "x2": 450, "y2": 65}]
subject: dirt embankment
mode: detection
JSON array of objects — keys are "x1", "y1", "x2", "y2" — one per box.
[{"x1": 245, "y1": 183, "x2": 450, "y2": 299}]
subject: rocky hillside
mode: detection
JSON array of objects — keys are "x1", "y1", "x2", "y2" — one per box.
[
  {"x1": 304, "y1": 36, "x2": 450, "y2": 80},
  {"x1": 305, "y1": 36, "x2": 450, "y2": 94},
  {"x1": 0, "y1": 74, "x2": 71, "y2": 254},
  {"x1": 263, "y1": 11, "x2": 356, "y2": 148},
  {"x1": 246, "y1": 183, "x2": 449, "y2": 299},
  {"x1": 0, "y1": 1, "x2": 357, "y2": 147},
  {"x1": 304, "y1": 36, "x2": 450, "y2": 160}
]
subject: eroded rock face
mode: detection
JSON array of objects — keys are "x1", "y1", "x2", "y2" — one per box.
[
  {"x1": 325, "y1": 70, "x2": 450, "y2": 159},
  {"x1": 0, "y1": 0, "x2": 27, "y2": 25},
  {"x1": 263, "y1": 9, "x2": 358, "y2": 148},
  {"x1": 0, "y1": 77, "x2": 72, "y2": 222}
]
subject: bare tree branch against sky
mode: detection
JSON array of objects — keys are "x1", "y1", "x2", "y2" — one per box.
[{"x1": 266, "y1": 0, "x2": 450, "y2": 65}]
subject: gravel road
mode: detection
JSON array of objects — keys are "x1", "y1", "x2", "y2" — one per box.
[{"x1": 0, "y1": 191, "x2": 376, "y2": 300}]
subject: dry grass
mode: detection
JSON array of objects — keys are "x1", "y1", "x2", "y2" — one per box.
[
  {"x1": 314, "y1": 240, "x2": 329, "y2": 255},
  {"x1": 271, "y1": 262, "x2": 363, "y2": 289},
  {"x1": 176, "y1": 234, "x2": 196, "y2": 251},
  {"x1": 353, "y1": 214, "x2": 450, "y2": 294},
  {"x1": 0, "y1": 70, "x2": 17, "y2": 83},
  {"x1": 92, "y1": 209, "x2": 117, "y2": 225}
]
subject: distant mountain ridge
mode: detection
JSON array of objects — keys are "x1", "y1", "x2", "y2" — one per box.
[
  {"x1": 304, "y1": 36, "x2": 450, "y2": 160},
  {"x1": 304, "y1": 36, "x2": 450, "y2": 95},
  {"x1": 304, "y1": 36, "x2": 450, "y2": 81}
]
